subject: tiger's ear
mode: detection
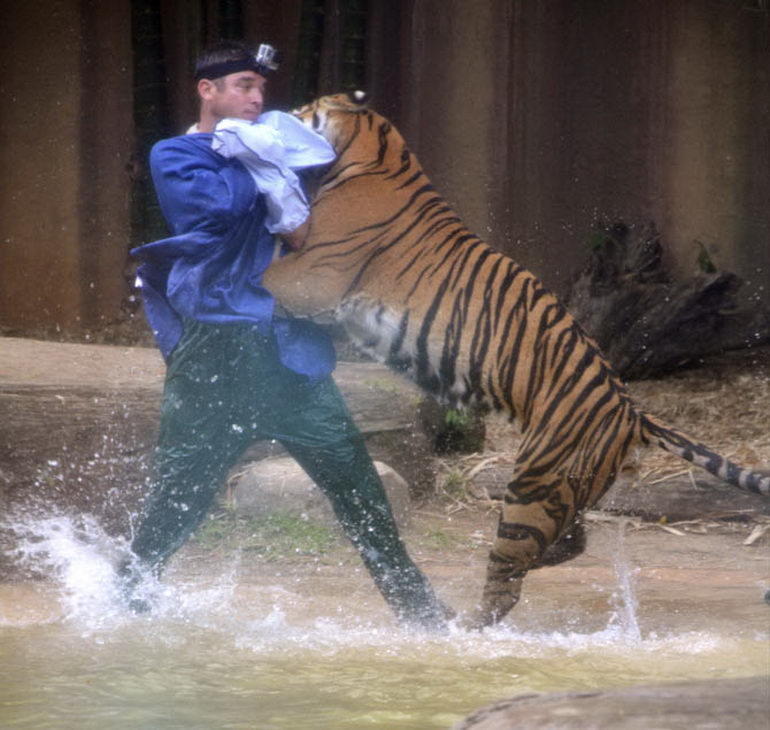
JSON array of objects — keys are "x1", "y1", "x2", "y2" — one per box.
[{"x1": 348, "y1": 89, "x2": 368, "y2": 107}]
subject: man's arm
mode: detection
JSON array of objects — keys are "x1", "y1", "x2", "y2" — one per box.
[{"x1": 150, "y1": 137, "x2": 256, "y2": 241}]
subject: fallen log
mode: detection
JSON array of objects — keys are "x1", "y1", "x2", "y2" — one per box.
[
  {"x1": 0, "y1": 338, "x2": 438, "y2": 543},
  {"x1": 565, "y1": 222, "x2": 769, "y2": 379},
  {"x1": 469, "y1": 465, "x2": 769, "y2": 521},
  {"x1": 600, "y1": 474, "x2": 770, "y2": 522}
]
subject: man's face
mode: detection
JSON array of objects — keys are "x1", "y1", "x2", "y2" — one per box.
[{"x1": 200, "y1": 70, "x2": 267, "y2": 123}]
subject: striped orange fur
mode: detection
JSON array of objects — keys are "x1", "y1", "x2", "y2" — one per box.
[{"x1": 263, "y1": 92, "x2": 769, "y2": 628}]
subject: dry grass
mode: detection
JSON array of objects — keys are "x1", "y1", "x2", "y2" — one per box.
[
  {"x1": 434, "y1": 347, "x2": 770, "y2": 503},
  {"x1": 626, "y1": 350, "x2": 770, "y2": 482}
]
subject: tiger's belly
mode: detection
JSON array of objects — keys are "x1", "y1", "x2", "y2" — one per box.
[{"x1": 337, "y1": 293, "x2": 472, "y2": 406}]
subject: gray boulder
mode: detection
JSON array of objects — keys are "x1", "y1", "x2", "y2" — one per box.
[
  {"x1": 231, "y1": 457, "x2": 411, "y2": 528},
  {"x1": 453, "y1": 676, "x2": 769, "y2": 730}
]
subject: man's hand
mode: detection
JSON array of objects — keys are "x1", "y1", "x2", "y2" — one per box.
[{"x1": 281, "y1": 219, "x2": 309, "y2": 251}]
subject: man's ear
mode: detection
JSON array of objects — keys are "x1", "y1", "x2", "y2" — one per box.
[{"x1": 197, "y1": 78, "x2": 216, "y2": 101}]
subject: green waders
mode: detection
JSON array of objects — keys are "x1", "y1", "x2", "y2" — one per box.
[{"x1": 125, "y1": 319, "x2": 447, "y2": 629}]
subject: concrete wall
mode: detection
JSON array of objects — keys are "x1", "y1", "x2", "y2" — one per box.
[
  {"x1": 0, "y1": 0, "x2": 133, "y2": 335},
  {"x1": 661, "y1": 2, "x2": 769, "y2": 292},
  {"x1": 0, "y1": 0, "x2": 767, "y2": 335},
  {"x1": 391, "y1": 0, "x2": 770, "y2": 301}
]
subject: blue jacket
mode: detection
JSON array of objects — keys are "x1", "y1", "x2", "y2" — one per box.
[{"x1": 131, "y1": 130, "x2": 335, "y2": 382}]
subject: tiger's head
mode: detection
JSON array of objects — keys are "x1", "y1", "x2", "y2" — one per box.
[{"x1": 291, "y1": 90, "x2": 372, "y2": 151}]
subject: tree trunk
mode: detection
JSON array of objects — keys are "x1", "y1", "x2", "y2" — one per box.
[{"x1": 564, "y1": 222, "x2": 769, "y2": 380}]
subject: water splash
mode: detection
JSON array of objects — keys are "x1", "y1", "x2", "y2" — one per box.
[
  {"x1": 2, "y1": 511, "x2": 247, "y2": 632},
  {"x1": 606, "y1": 518, "x2": 642, "y2": 643},
  {"x1": 6, "y1": 512, "x2": 132, "y2": 626},
  {"x1": 1, "y1": 511, "x2": 761, "y2": 730},
  {"x1": 0, "y1": 510, "x2": 732, "y2": 663}
]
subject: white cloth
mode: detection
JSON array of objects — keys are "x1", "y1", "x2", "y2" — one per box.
[{"x1": 210, "y1": 111, "x2": 335, "y2": 234}]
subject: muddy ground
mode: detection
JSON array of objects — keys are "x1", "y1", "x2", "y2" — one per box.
[
  {"x1": 2, "y1": 343, "x2": 770, "y2": 633},
  {"x1": 1, "y1": 343, "x2": 768, "y2": 730},
  {"x1": 142, "y1": 345, "x2": 770, "y2": 633},
  {"x1": 157, "y1": 511, "x2": 770, "y2": 639},
  {"x1": 4, "y1": 498, "x2": 768, "y2": 638},
  {"x1": 135, "y1": 348, "x2": 770, "y2": 636}
]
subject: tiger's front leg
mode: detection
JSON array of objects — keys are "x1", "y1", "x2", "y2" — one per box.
[
  {"x1": 263, "y1": 252, "x2": 341, "y2": 317},
  {"x1": 462, "y1": 474, "x2": 572, "y2": 630},
  {"x1": 463, "y1": 553, "x2": 527, "y2": 630}
]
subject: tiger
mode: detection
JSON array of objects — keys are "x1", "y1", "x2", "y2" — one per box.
[{"x1": 263, "y1": 91, "x2": 770, "y2": 629}]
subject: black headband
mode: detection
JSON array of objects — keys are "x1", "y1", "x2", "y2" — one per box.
[{"x1": 194, "y1": 57, "x2": 271, "y2": 81}]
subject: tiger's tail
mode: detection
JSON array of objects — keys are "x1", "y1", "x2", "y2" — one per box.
[{"x1": 639, "y1": 413, "x2": 770, "y2": 497}]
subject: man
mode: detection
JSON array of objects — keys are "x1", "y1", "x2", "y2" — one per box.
[{"x1": 121, "y1": 41, "x2": 448, "y2": 629}]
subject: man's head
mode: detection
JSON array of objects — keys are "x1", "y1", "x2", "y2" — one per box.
[{"x1": 194, "y1": 41, "x2": 277, "y2": 132}]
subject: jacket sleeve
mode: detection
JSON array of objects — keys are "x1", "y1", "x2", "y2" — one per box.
[{"x1": 149, "y1": 137, "x2": 257, "y2": 240}]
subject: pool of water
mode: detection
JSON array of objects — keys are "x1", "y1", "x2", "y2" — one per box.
[
  {"x1": 1, "y1": 515, "x2": 767, "y2": 729},
  {"x1": 2, "y1": 596, "x2": 766, "y2": 730}
]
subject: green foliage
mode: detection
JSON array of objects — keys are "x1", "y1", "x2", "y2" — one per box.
[
  {"x1": 435, "y1": 407, "x2": 486, "y2": 454},
  {"x1": 444, "y1": 408, "x2": 471, "y2": 428},
  {"x1": 588, "y1": 229, "x2": 617, "y2": 251},
  {"x1": 422, "y1": 527, "x2": 460, "y2": 550},
  {"x1": 193, "y1": 509, "x2": 337, "y2": 559},
  {"x1": 695, "y1": 241, "x2": 717, "y2": 274},
  {"x1": 439, "y1": 469, "x2": 470, "y2": 500},
  {"x1": 421, "y1": 526, "x2": 479, "y2": 551}
]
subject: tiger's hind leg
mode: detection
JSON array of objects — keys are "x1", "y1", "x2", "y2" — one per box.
[
  {"x1": 532, "y1": 518, "x2": 586, "y2": 568},
  {"x1": 463, "y1": 470, "x2": 576, "y2": 630},
  {"x1": 463, "y1": 406, "x2": 637, "y2": 630}
]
